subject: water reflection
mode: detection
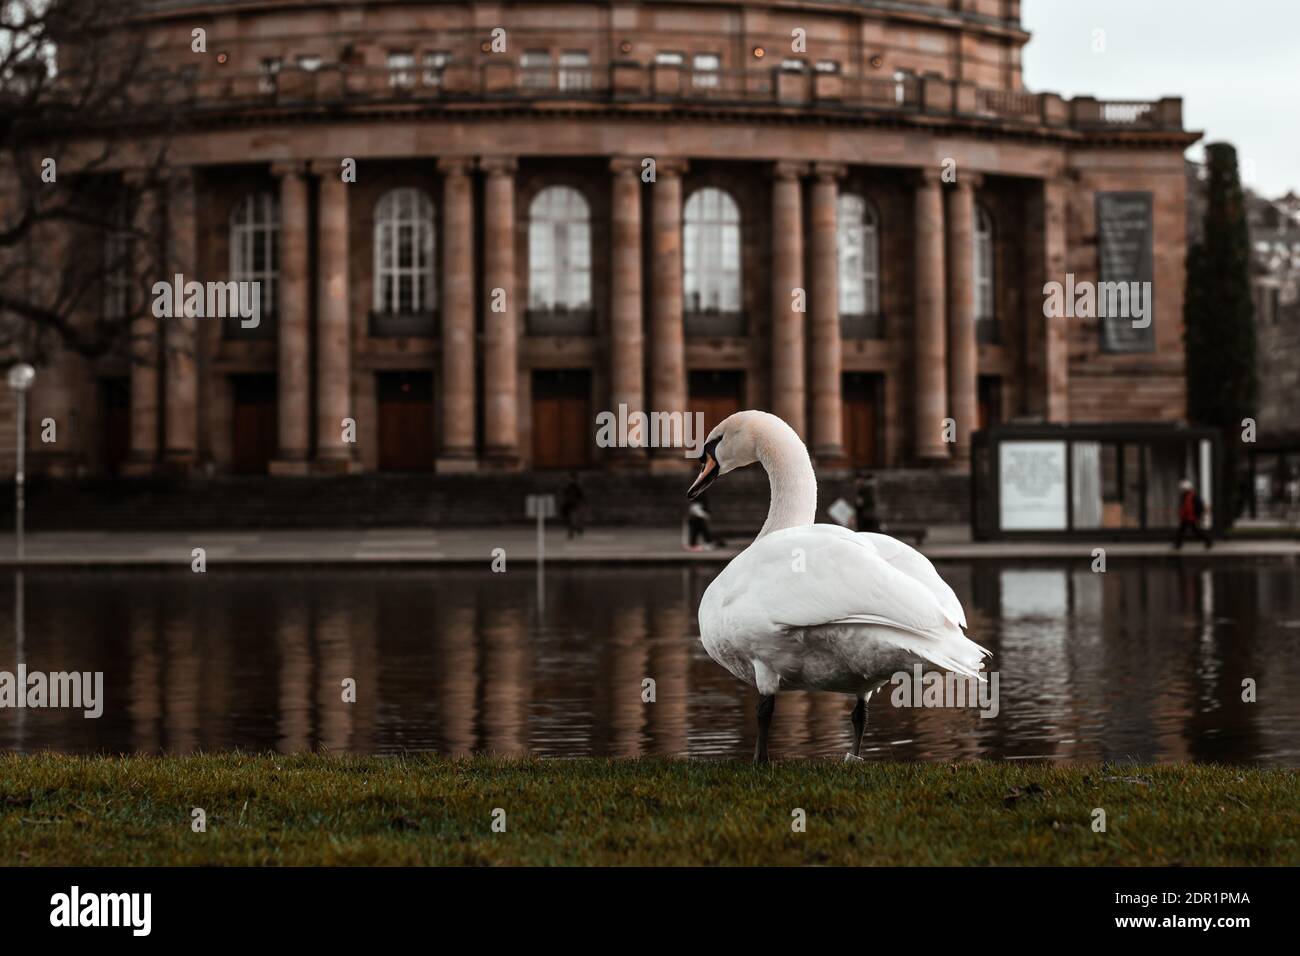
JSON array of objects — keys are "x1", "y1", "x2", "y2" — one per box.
[{"x1": 1, "y1": 559, "x2": 1297, "y2": 764}]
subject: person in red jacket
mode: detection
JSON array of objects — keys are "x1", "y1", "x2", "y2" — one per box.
[{"x1": 1174, "y1": 478, "x2": 1213, "y2": 550}]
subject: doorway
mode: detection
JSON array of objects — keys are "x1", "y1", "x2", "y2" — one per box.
[
  {"x1": 98, "y1": 377, "x2": 131, "y2": 476},
  {"x1": 978, "y1": 375, "x2": 1003, "y2": 431},
  {"x1": 376, "y1": 371, "x2": 435, "y2": 471},
  {"x1": 688, "y1": 370, "x2": 745, "y2": 434},
  {"x1": 230, "y1": 374, "x2": 278, "y2": 475},
  {"x1": 532, "y1": 369, "x2": 592, "y2": 469},
  {"x1": 842, "y1": 372, "x2": 882, "y2": 468}
]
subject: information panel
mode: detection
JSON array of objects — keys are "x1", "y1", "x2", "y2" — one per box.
[
  {"x1": 1096, "y1": 191, "x2": 1155, "y2": 353},
  {"x1": 999, "y1": 440, "x2": 1067, "y2": 530}
]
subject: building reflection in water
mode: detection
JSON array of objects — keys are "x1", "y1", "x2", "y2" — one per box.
[{"x1": 0, "y1": 559, "x2": 1296, "y2": 765}]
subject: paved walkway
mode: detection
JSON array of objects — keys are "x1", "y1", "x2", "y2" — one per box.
[{"x1": 0, "y1": 525, "x2": 1295, "y2": 567}]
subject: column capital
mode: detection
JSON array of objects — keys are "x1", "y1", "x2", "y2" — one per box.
[
  {"x1": 813, "y1": 162, "x2": 847, "y2": 182},
  {"x1": 478, "y1": 155, "x2": 518, "y2": 176},
  {"x1": 610, "y1": 156, "x2": 644, "y2": 176},
  {"x1": 164, "y1": 166, "x2": 197, "y2": 198},
  {"x1": 308, "y1": 158, "x2": 352, "y2": 179},
  {"x1": 949, "y1": 171, "x2": 984, "y2": 191},
  {"x1": 773, "y1": 161, "x2": 810, "y2": 180},
  {"x1": 652, "y1": 157, "x2": 688, "y2": 178},
  {"x1": 915, "y1": 166, "x2": 946, "y2": 187},
  {"x1": 437, "y1": 156, "x2": 474, "y2": 175},
  {"x1": 270, "y1": 160, "x2": 311, "y2": 179}
]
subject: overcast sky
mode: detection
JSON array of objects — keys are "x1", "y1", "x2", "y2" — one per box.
[{"x1": 1021, "y1": 0, "x2": 1300, "y2": 198}]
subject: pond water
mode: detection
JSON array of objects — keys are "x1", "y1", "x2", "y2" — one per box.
[{"x1": 2, "y1": 559, "x2": 1298, "y2": 765}]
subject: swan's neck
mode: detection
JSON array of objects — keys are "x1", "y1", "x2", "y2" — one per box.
[{"x1": 755, "y1": 429, "x2": 817, "y2": 540}]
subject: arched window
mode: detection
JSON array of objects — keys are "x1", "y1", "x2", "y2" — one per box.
[
  {"x1": 837, "y1": 194, "x2": 879, "y2": 316},
  {"x1": 683, "y1": 187, "x2": 741, "y2": 313},
  {"x1": 373, "y1": 188, "x2": 435, "y2": 314},
  {"x1": 528, "y1": 185, "x2": 592, "y2": 311},
  {"x1": 230, "y1": 192, "x2": 279, "y2": 316},
  {"x1": 974, "y1": 204, "x2": 994, "y2": 322}
]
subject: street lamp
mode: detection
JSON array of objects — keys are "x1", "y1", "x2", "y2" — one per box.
[{"x1": 8, "y1": 363, "x2": 36, "y2": 561}]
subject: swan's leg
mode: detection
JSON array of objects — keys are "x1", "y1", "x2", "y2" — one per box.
[
  {"x1": 754, "y1": 694, "x2": 776, "y2": 764},
  {"x1": 848, "y1": 695, "x2": 867, "y2": 758}
]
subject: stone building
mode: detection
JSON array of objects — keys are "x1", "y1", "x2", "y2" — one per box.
[{"x1": 13, "y1": 0, "x2": 1198, "y2": 478}]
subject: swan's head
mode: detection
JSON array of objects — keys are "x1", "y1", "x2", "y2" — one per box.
[{"x1": 686, "y1": 410, "x2": 782, "y2": 500}]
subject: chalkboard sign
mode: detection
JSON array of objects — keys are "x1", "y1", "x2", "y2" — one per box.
[{"x1": 1096, "y1": 191, "x2": 1155, "y2": 353}]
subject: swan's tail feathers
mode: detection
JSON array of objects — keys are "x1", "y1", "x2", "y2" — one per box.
[
  {"x1": 915, "y1": 639, "x2": 988, "y2": 682},
  {"x1": 834, "y1": 615, "x2": 991, "y2": 681}
]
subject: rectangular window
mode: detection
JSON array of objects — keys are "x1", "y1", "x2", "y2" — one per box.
[
  {"x1": 692, "y1": 53, "x2": 720, "y2": 89},
  {"x1": 654, "y1": 51, "x2": 684, "y2": 66},
  {"x1": 422, "y1": 50, "x2": 450, "y2": 88},
  {"x1": 781, "y1": 58, "x2": 807, "y2": 72},
  {"x1": 387, "y1": 51, "x2": 415, "y2": 89},
  {"x1": 104, "y1": 227, "x2": 133, "y2": 320},
  {"x1": 558, "y1": 50, "x2": 590, "y2": 91},
  {"x1": 296, "y1": 55, "x2": 322, "y2": 72},
  {"x1": 258, "y1": 57, "x2": 281, "y2": 94},
  {"x1": 521, "y1": 50, "x2": 552, "y2": 89},
  {"x1": 814, "y1": 59, "x2": 840, "y2": 73}
]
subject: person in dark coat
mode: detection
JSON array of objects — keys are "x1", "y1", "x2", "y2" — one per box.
[
  {"x1": 686, "y1": 495, "x2": 724, "y2": 550},
  {"x1": 1173, "y1": 478, "x2": 1212, "y2": 550},
  {"x1": 560, "y1": 472, "x2": 586, "y2": 540},
  {"x1": 854, "y1": 472, "x2": 881, "y2": 533}
]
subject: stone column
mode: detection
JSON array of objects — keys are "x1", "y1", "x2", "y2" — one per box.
[
  {"x1": 651, "y1": 158, "x2": 687, "y2": 468},
  {"x1": 270, "y1": 161, "x2": 311, "y2": 474},
  {"x1": 609, "y1": 157, "x2": 646, "y2": 464},
  {"x1": 124, "y1": 179, "x2": 162, "y2": 475},
  {"x1": 481, "y1": 156, "x2": 519, "y2": 467},
  {"x1": 771, "y1": 162, "x2": 808, "y2": 439},
  {"x1": 163, "y1": 168, "x2": 199, "y2": 471},
  {"x1": 315, "y1": 164, "x2": 353, "y2": 470},
  {"x1": 437, "y1": 157, "x2": 477, "y2": 471},
  {"x1": 945, "y1": 174, "x2": 979, "y2": 463},
  {"x1": 913, "y1": 168, "x2": 949, "y2": 464},
  {"x1": 1042, "y1": 178, "x2": 1070, "y2": 421},
  {"x1": 810, "y1": 163, "x2": 846, "y2": 464}
]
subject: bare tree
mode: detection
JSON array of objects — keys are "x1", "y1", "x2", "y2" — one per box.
[{"x1": 0, "y1": 0, "x2": 185, "y2": 365}]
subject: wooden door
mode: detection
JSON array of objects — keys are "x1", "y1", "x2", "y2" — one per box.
[
  {"x1": 532, "y1": 369, "x2": 591, "y2": 469},
  {"x1": 377, "y1": 371, "x2": 435, "y2": 471},
  {"x1": 688, "y1": 370, "x2": 745, "y2": 434},
  {"x1": 230, "y1": 374, "x2": 278, "y2": 474},
  {"x1": 99, "y1": 377, "x2": 131, "y2": 477},
  {"x1": 842, "y1": 372, "x2": 880, "y2": 468}
]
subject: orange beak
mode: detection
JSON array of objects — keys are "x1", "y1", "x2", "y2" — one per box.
[{"x1": 687, "y1": 452, "x2": 719, "y2": 500}]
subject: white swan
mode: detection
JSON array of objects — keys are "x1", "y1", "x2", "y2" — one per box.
[{"x1": 688, "y1": 410, "x2": 989, "y2": 762}]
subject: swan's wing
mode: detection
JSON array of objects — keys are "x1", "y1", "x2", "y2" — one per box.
[
  {"x1": 723, "y1": 525, "x2": 986, "y2": 678},
  {"x1": 857, "y1": 532, "x2": 967, "y2": 628}
]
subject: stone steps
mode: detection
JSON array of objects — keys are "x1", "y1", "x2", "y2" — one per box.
[{"x1": 0, "y1": 470, "x2": 969, "y2": 531}]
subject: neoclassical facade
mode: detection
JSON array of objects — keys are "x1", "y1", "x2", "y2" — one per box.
[{"x1": 17, "y1": 0, "x2": 1198, "y2": 477}]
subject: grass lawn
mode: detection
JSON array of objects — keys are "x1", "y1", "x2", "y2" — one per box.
[{"x1": 1, "y1": 753, "x2": 1295, "y2": 866}]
